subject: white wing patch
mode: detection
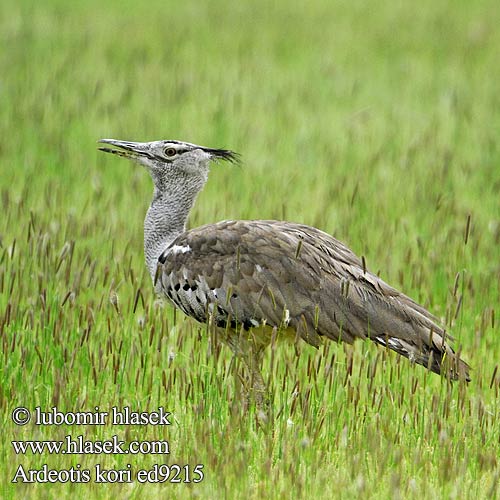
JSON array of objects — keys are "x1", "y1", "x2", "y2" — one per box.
[
  {"x1": 283, "y1": 308, "x2": 290, "y2": 326},
  {"x1": 170, "y1": 244, "x2": 192, "y2": 255},
  {"x1": 375, "y1": 335, "x2": 416, "y2": 363}
]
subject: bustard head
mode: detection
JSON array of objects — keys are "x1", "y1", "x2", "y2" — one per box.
[
  {"x1": 98, "y1": 139, "x2": 239, "y2": 190},
  {"x1": 98, "y1": 138, "x2": 240, "y2": 279}
]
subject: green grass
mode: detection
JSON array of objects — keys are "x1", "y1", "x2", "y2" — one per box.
[{"x1": 1, "y1": 0, "x2": 500, "y2": 497}]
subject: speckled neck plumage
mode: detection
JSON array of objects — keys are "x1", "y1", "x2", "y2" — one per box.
[{"x1": 143, "y1": 171, "x2": 208, "y2": 280}]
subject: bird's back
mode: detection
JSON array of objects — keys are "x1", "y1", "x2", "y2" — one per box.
[{"x1": 158, "y1": 219, "x2": 470, "y2": 380}]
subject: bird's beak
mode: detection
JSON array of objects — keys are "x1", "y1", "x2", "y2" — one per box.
[{"x1": 98, "y1": 139, "x2": 151, "y2": 160}]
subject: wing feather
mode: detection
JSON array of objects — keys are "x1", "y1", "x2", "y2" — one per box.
[{"x1": 158, "y1": 219, "x2": 469, "y2": 379}]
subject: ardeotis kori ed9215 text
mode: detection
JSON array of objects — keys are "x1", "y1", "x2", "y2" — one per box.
[{"x1": 98, "y1": 138, "x2": 470, "y2": 407}]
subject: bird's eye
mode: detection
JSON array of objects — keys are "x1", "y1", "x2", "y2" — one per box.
[{"x1": 164, "y1": 147, "x2": 177, "y2": 157}]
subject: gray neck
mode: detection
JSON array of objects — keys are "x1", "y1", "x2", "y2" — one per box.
[{"x1": 144, "y1": 173, "x2": 207, "y2": 281}]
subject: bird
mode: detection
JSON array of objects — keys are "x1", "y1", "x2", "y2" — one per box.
[{"x1": 98, "y1": 138, "x2": 470, "y2": 407}]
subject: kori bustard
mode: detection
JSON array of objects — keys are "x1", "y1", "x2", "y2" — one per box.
[{"x1": 98, "y1": 138, "x2": 470, "y2": 406}]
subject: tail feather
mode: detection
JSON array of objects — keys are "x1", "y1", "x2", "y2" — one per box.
[{"x1": 373, "y1": 334, "x2": 471, "y2": 381}]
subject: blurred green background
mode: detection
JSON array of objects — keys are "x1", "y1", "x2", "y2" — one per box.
[{"x1": 1, "y1": 0, "x2": 499, "y2": 498}]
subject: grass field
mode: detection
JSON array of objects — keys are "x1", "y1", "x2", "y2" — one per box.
[{"x1": 1, "y1": 0, "x2": 500, "y2": 498}]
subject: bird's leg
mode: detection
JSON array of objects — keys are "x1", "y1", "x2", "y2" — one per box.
[
  {"x1": 221, "y1": 327, "x2": 271, "y2": 414},
  {"x1": 242, "y1": 340, "x2": 269, "y2": 412}
]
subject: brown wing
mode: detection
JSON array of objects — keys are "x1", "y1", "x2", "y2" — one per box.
[{"x1": 158, "y1": 220, "x2": 470, "y2": 379}]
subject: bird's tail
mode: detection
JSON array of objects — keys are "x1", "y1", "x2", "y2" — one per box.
[{"x1": 372, "y1": 333, "x2": 471, "y2": 381}]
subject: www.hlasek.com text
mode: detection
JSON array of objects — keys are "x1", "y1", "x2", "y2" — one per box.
[{"x1": 12, "y1": 435, "x2": 170, "y2": 455}]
